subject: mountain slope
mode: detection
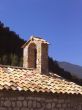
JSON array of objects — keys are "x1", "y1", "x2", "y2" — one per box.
[
  {"x1": 0, "y1": 21, "x2": 81, "y2": 84},
  {"x1": 58, "y1": 62, "x2": 82, "y2": 78}
]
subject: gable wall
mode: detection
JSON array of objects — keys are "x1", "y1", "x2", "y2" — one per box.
[{"x1": 0, "y1": 90, "x2": 82, "y2": 110}]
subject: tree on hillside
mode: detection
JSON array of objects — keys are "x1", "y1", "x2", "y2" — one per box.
[
  {"x1": 0, "y1": 21, "x2": 81, "y2": 85},
  {"x1": 11, "y1": 54, "x2": 18, "y2": 66},
  {"x1": 0, "y1": 21, "x2": 26, "y2": 65}
]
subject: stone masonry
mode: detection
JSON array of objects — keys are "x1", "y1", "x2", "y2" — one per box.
[
  {"x1": 1, "y1": 36, "x2": 82, "y2": 110},
  {"x1": 23, "y1": 36, "x2": 48, "y2": 74},
  {"x1": 0, "y1": 91, "x2": 82, "y2": 110}
]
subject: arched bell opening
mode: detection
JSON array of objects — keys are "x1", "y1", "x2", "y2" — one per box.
[{"x1": 28, "y1": 43, "x2": 37, "y2": 68}]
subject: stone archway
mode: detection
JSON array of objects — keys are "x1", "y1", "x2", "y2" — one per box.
[{"x1": 28, "y1": 43, "x2": 37, "y2": 68}]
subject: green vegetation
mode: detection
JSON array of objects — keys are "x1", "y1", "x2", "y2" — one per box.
[
  {"x1": 0, "y1": 21, "x2": 81, "y2": 85},
  {"x1": 0, "y1": 21, "x2": 25, "y2": 66}
]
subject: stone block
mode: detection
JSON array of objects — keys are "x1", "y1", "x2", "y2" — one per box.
[
  {"x1": 46, "y1": 103, "x2": 51, "y2": 109},
  {"x1": 4, "y1": 100, "x2": 11, "y2": 107},
  {"x1": 17, "y1": 101, "x2": 22, "y2": 107},
  {"x1": 28, "y1": 100, "x2": 32, "y2": 108},
  {"x1": 23, "y1": 100, "x2": 27, "y2": 107},
  {"x1": 33, "y1": 101, "x2": 36, "y2": 108}
]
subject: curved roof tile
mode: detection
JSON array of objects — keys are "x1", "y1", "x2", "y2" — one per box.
[{"x1": 0, "y1": 65, "x2": 82, "y2": 94}]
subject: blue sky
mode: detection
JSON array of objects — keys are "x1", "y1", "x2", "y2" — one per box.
[{"x1": 0, "y1": 0, "x2": 82, "y2": 65}]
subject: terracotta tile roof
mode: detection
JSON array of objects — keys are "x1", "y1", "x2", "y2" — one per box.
[{"x1": 0, "y1": 65, "x2": 82, "y2": 94}]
